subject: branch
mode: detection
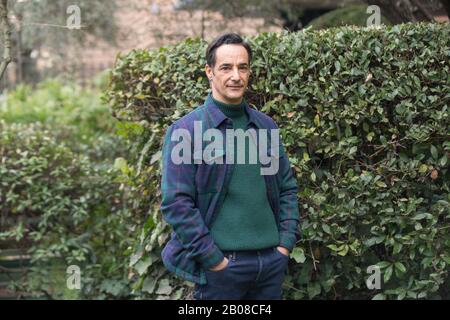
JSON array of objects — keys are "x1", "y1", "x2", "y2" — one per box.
[{"x1": 0, "y1": 0, "x2": 12, "y2": 81}]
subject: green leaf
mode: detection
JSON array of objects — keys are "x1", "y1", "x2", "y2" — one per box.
[
  {"x1": 439, "y1": 155, "x2": 448, "y2": 167},
  {"x1": 298, "y1": 99, "x2": 308, "y2": 107},
  {"x1": 412, "y1": 213, "x2": 427, "y2": 220},
  {"x1": 394, "y1": 262, "x2": 406, "y2": 273},
  {"x1": 314, "y1": 114, "x2": 320, "y2": 127},
  {"x1": 384, "y1": 265, "x2": 393, "y2": 283},
  {"x1": 337, "y1": 245, "x2": 349, "y2": 256},
  {"x1": 155, "y1": 279, "x2": 173, "y2": 295},
  {"x1": 430, "y1": 145, "x2": 438, "y2": 159},
  {"x1": 142, "y1": 277, "x2": 157, "y2": 294},
  {"x1": 393, "y1": 242, "x2": 403, "y2": 255},
  {"x1": 334, "y1": 61, "x2": 341, "y2": 72},
  {"x1": 291, "y1": 247, "x2": 306, "y2": 264},
  {"x1": 345, "y1": 126, "x2": 352, "y2": 137},
  {"x1": 419, "y1": 164, "x2": 428, "y2": 173},
  {"x1": 372, "y1": 293, "x2": 387, "y2": 300},
  {"x1": 307, "y1": 282, "x2": 321, "y2": 299},
  {"x1": 348, "y1": 198, "x2": 355, "y2": 208},
  {"x1": 129, "y1": 250, "x2": 143, "y2": 267},
  {"x1": 303, "y1": 152, "x2": 310, "y2": 161},
  {"x1": 114, "y1": 157, "x2": 128, "y2": 173},
  {"x1": 100, "y1": 280, "x2": 125, "y2": 296},
  {"x1": 395, "y1": 103, "x2": 405, "y2": 114},
  {"x1": 327, "y1": 244, "x2": 338, "y2": 251},
  {"x1": 376, "y1": 181, "x2": 387, "y2": 188},
  {"x1": 134, "y1": 257, "x2": 153, "y2": 276},
  {"x1": 377, "y1": 261, "x2": 391, "y2": 269}
]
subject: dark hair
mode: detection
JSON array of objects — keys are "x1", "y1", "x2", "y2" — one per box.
[{"x1": 206, "y1": 33, "x2": 252, "y2": 68}]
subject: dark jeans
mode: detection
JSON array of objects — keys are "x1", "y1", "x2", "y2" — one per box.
[{"x1": 194, "y1": 246, "x2": 289, "y2": 300}]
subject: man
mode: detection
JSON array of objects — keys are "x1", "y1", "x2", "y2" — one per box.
[{"x1": 160, "y1": 32, "x2": 300, "y2": 300}]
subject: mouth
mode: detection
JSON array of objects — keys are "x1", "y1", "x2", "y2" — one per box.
[{"x1": 228, "y1": 86, "x2": 243, "y2": 89}]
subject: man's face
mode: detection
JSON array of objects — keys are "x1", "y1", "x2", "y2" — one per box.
[{"x1": 205, "y1": 44, "x2": 251, "y2": 104}]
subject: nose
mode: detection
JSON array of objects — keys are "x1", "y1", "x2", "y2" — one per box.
[{"x1": 231, "y1": 66, "x2": 240, "y2": 80}]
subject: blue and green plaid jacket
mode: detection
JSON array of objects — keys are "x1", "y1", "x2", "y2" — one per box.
[{"x1": 160, "y1": 93, "x2": 300, "y2": 285}]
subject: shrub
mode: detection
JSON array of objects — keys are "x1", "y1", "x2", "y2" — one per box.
[
  {"x1": 0, "y1": 80, "x2": 134, "y2": 299},
  {"x1": 105, "y1": 22, "x2": 450, "y2": 299},
  {"x1": 0, "y1": 79, "x2": 117, "y2": 145}
]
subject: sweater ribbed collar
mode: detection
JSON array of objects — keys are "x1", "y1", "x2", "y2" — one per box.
[{"x1": 210, "y1": 93, "x2": 246, "y2": 119}]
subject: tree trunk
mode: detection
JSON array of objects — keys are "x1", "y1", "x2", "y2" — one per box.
[{"x1": 0, "y1": 0, "x2": 12, "y2": 81}]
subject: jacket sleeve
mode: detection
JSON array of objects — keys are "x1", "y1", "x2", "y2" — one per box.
[
  {"x1": 277, "y1": 135, "x2": 301, "y2": 252},
  {"x1": 160, "y1": 122, "x2": 224, "y2": 269}
]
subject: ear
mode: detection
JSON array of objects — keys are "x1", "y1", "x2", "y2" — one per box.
[{"x1": 205, "y1": 64, "x2": 213, "y2": 81}]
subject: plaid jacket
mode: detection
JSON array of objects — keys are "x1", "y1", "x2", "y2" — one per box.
[{"x1": 160, "y1": 93, "x2": 300, "y2": 285}]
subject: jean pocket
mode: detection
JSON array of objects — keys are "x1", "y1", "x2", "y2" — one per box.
[
  {"x1": 208, "y1": 259, "x2": 232, "y2": 273},
  {"x1": 274, "y1": 248, "x2": 290, "y2": 260}
]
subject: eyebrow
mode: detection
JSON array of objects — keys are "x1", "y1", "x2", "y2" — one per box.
[{"x1": 219, "y1": 63, "x2": 249, "y2": 68}]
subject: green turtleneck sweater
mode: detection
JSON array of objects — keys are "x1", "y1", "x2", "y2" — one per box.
[{"x1": 209, "y1": 94, "x2": 279, "y2": 250}]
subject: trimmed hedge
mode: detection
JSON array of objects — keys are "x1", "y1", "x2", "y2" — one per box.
[{"x1": 105, "y1": 22, "x2": 450, "y2": 299}]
